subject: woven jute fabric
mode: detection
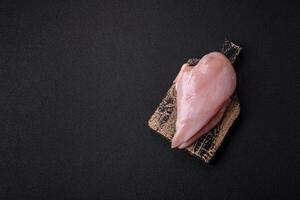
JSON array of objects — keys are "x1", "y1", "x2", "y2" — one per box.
[{"x1": 148, "y1": 40, "x2": 242, "y2": 163}]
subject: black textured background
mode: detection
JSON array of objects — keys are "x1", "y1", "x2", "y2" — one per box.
[{"x1": 1, "y1": 1, "x2": 299, "y2": 199}]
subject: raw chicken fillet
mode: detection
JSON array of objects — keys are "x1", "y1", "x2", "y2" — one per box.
[{"x1": 172, "y1": 52, "x2": 236, "y2": 149}]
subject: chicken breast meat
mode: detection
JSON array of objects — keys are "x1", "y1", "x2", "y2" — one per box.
[{"x1": 172, "y1": 52, "x2": 236, "y2": 149}]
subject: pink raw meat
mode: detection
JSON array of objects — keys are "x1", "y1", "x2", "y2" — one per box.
[{"x1": 172, "y1": 52, "x2": 236, "y2": 149}]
